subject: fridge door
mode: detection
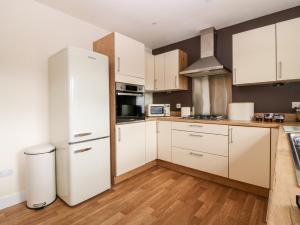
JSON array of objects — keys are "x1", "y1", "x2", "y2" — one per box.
[
  {"x1": 68, "y1": 48, "x2": 109, "y2": 143},
  {"x1": 68, "y1": 137, "x2": 111, "y2": 206}
]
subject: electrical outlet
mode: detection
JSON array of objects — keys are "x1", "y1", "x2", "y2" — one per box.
[
  {"x1": 176, "y1": 103, "x2": 181, "y2": 109},
  {"x1": 0, "y1": 169, "x2": 13, "y2": 177},
  {"x1": 292, "y1": 102, "x2": 300, "y2": 109}
]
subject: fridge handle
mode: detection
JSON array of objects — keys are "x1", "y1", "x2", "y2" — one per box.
[
  {"x1": 74, "y1": 132, "x2": 92, "y2": 138},
  {"x1": 74, "y1": 147, "x2": 92, "y2": 154},
  {"x1": 118, "y1": 128, "x2": 121, "y2": 142}
]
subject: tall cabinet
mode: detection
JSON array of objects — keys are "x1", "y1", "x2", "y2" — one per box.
[{"x1": 94, "y1": 32, "x2": 145, "y2": 182}]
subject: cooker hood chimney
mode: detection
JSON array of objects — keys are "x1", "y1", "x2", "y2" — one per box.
[{"x1": 180, "y1": 27, "x2": 230, "y2": 77}]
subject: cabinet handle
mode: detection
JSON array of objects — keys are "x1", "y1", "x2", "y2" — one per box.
[
  {"x1": 118, "y1": 127, "x2": 121, "y2": 142},
  {"x1": 189, "y1": 124, "x2": 203, "y2": 128},
  {"x1": 278, "y1": 61, "x2": 282, "y2": 79},
  {"x1": 189, "y1": 152, "x2": 203, "y2": 157},
  {"x1": 233, "y1": 68, "x2": 237, "y2": 83},
  {"x1": 154, "y1": 79, "x2": 157, "y2": 90},
  {"x1": 117, "y1": 57, "x2": 120, "y2": 72},
  {"x1": 189, "y1": 134, "x2": 203, "y2": 138},
  {"x1": 74, "y1": 147, "x2": 92, "y2": 154},
  {"x1": 74, "y1": 132, "x2": 92, "y2": 138},
  {"x1": 229, "y1": 128, "x2": 233, "y2": 143}
]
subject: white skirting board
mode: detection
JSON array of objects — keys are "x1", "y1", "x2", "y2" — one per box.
[{"x1": 0, "y1": 191, "x2": 26, "y2": 210}]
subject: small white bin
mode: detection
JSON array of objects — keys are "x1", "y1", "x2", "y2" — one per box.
[{"x1": 24, "y1": 144, "x2": 56, "y2": 209}]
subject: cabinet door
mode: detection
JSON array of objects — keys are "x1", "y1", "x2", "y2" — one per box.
[
  {"x1": 115, "y1": 32, "x2": 145, "y2": 81},
  {"x1": 145, "y1": 121, "x2": 157, "y2": 163},
  {"x1": 232, "y1": 25, "x2": 276, "y2": 85},
  {"x1": 165, "y1": 50, "x2": 179, "y2": 90},
  {"x1": 145, "y1": 51, "x2": 155, "y2": 90},
  {"x1": 276, "y1": 17, "x2": 300, "y2": 81},
  {"x1": 229, "y1": 126, "x2": 270, "y2": 188},
  {"x1": 157, "y1": 121, "x2": 172, "y2": 162},
  {"x1": 154, "y1": 54, "x2": 165, "y2": 90},
  {"x1": 116, "y1": 122, "x2": 146, "y2": 176}
]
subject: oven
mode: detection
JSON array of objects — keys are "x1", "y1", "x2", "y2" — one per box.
[{"x1": 115, "y1": 82, "x2": 145, "y2": 123}]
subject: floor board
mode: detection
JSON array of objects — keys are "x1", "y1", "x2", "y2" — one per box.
[{"x1": 0, "y1": 167, "x2": 268, "y2": 225}]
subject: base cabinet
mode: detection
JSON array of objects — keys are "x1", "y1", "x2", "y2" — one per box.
[
  {"x1": 145, "y1": 121, "x2": 157, "y2": 162},
  {"x1": 157, "y1": 121, "x2": 172, "y2": 162},
  {"x1": 172, "y1": 147, "x2": 228, "y2": 177},
  {"x1": 115, "y1": 122, "x2": 146, "y2": 176},
  {"x1": 229, "y1": 126, "x2": 270, "y2": 188}
]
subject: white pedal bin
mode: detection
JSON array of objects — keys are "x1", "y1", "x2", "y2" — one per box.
[{"x1": 24, "y1": 144, "x2": 56, "y2": 209}]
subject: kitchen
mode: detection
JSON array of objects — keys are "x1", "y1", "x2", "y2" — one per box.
[{"x1": 1, "y1": 1, "x2": 300, "y2": 225}]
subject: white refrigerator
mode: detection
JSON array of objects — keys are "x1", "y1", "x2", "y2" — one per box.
[{"x1": 49, "y1": 47, "x2": 111, "y2": 206}]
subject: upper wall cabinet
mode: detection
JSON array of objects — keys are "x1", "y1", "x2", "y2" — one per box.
[
  {"x1": 115, "y1": 33, "x2": 145, "y2": 84},
  {"x1": 232, "y1": 17, "x2": 300, "y2": 85},
  {"x1": 232, "y1": 25, "x2": 276, "y2": 85},
  {"x1": 94, "y1": 32, "x2": 145, "y2": 85},
  {"x1": 154, "y1": 53, "x2": 165, "y2": 91},
  {"x1": 276, "y1": 17, "x2": 300, "y2": 81},
  {"x1": 145, "y1": 51, "x2": 155, "y2": 90},
  {"x1": 146, "y1": 49, "x2": 188, "y2": 91}
]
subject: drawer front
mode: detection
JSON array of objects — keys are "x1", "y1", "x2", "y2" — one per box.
[
  {"x1": 172, "y1": 130, "x2": 228, "y2": 156},
  {"x1": 172, "y1": 147, "x2": 228, "y2": 177},
  {"x1": 172, "y1": 122, "x2": 228, "y2": 135}
]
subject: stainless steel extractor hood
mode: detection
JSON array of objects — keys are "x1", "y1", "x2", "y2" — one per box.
[{"x1": 180, "y1": 27, "x2": 230, "y2": 77}]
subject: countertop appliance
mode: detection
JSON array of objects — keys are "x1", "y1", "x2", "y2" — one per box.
[
  {"x1": 49, "y1": 47, "x2": 111, "y2": 206},
  {"x1": 181, "y1": 107, "x2": 191, "y2": 118},
  {"x1": 146, "y1": 104, "x2": 170, "y2": 117},
  {"x1": 116, "y1": 82, "x2": 145, "y2": 123},
  {"x1": 228, "y1": 102, "x2": 254, "y2": 121}
]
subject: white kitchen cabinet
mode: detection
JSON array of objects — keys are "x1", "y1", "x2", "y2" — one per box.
[
  {"x1": 172, "y1": 130, "x2": 228, "y2": 156},
  {"x1": 115, "y1": 32, "x2": 145, "y2": 84},
  {"x1": 232, "y1": 25, "x2": 276, "y2": 85},
  {"x1": 229, "y1": 126, "x2": 270, "y2": 188},
  {"x1": 153, "y1": 49, "x2": 188, "y2": 91},
  {"x1": 165, "y1": 50, "x2": 180, "y2": 90},
  {"x1": 145, "y1": 51, "x2": 155, "y2": 91},
  {"x1": 172, "y1": 147, "x2": 228, "y2": 177},
  {"x1": 276, "y1": 17, "x2": 300, "y2": 81},
  {"x1": 157, "y1": 121, "x2": 172, "y2": 162},
  {"x1": 115, "y1": 122, "x2": 146, "y2": 176},
  {"x1": 154, "y1": 53, "x2": 165, "y2": 90},
  {"x1": 145, "y1": 121, "x2": 157, "y2": 163}
]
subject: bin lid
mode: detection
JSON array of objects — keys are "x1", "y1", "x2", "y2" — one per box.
[{"x1": 24, "y1": 144, "x2": 55, "y2": 155}]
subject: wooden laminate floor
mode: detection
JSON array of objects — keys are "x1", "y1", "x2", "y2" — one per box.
[{"x1": 0, "y1": 167, "x2": 267, "y2": 225}]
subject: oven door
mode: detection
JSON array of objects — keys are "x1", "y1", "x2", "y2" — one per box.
[
  {"x1": 116, "y1": 91, "x2": 145, "y2": 123},
  {"x1": 149, "y1": 105, "x2": 165, "y2": 117}
]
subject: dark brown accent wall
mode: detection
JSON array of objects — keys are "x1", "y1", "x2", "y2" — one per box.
[{"x1": 153, "y1": 6, "x2": 300, "y2": 113}]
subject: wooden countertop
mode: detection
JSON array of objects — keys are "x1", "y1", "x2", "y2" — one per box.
[
  {"x1": 267, "y1": 123, "x2": 300, "y2": 225},
  {"x1": 146, "y1": 116, "x2": 281, "y2": 128},
  {"x1": 147, "y1": 116, "x2": 300, "y2": 224}
]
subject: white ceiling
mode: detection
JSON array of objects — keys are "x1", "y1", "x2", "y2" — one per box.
[{"x1": 37, "y1": 0, "x2": 300, "y2": 48}]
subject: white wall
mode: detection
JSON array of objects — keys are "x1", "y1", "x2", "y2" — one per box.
[{"x1": 0, "y1": 0, "x2": 109, "y2": 208}]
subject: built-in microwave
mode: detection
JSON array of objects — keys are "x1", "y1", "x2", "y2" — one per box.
[{"x1": 146, "y1": 104, "x2": 170, "y2": 117}]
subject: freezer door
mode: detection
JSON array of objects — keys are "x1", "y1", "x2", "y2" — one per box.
[
  {"x1": 68, "y1": 138, "x2": 111, "y2": 206},
  {"x1": 68, "y1": 48, "x2": 109, "y2": 143}
]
